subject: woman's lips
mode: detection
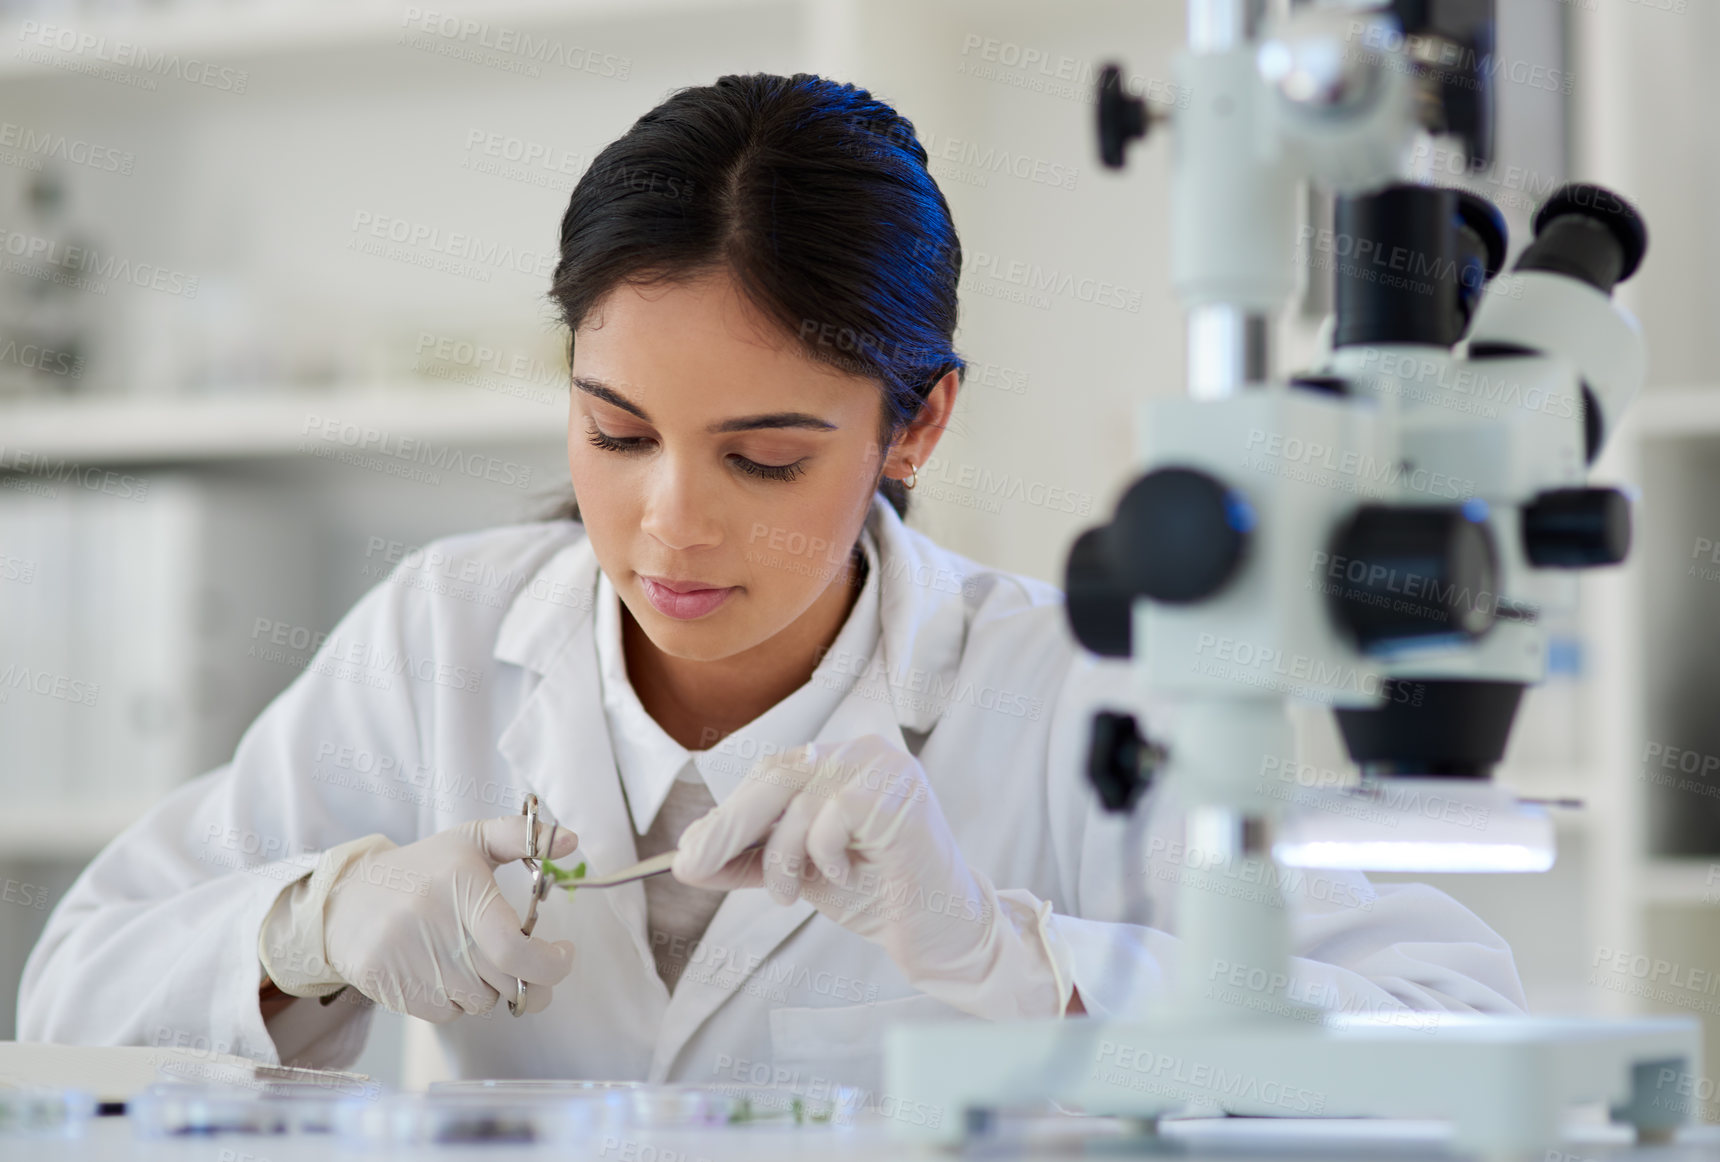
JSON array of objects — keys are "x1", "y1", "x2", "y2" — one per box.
[{"x1": 638, "y1": 575, "x2": 738, "y2": 620}]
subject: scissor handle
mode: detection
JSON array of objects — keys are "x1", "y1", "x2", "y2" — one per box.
[{"x1": 509, "y1": 794, "x2": 555, "y2": 1017}]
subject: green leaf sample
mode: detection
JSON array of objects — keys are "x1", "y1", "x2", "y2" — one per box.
[{"x1": 541, "y1": 858, "x2": 586, "y2": 897}]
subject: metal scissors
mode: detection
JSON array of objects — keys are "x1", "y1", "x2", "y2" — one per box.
[{"x1": 509, "y1": 793, "x2": 559, "y2": 1017}]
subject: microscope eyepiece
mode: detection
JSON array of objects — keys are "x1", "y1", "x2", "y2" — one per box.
[
  {"x1": 1455, "y1": 190, "x2": 1508, "y2": 282},
  {"x1": 1516, "y1": 183, "x2": 1648, "y2": 293},
  {"x1": 1332, "y1": 184, "x2": 1508, "y2": 348},
  {"x1": 1454, "y1": 190, "x2": 1508, "y2": 326},
  {"x1": 1334, "y1": 185, "x2": 1464, "y2": 348}
]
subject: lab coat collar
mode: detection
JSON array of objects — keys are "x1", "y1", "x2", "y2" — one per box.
[{"x1": 492, "y1": 493, "x2": 972, "y2": 739}]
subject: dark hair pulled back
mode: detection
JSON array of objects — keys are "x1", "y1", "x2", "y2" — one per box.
[{"x1": 548, "y1": 72, "x2": 964, "y2": 520}]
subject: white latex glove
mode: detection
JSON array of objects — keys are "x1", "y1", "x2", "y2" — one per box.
[
  {"x1": 672, "y1": 734, "x2": 1073, "y2": 1021},
  {"x1": 261, "y1": 818, "x2": 578, "y2": 1022}
]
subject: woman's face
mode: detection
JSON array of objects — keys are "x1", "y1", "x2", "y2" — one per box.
[{"x1": 568, "y1": 268, "x2": 892, "y2": 663}]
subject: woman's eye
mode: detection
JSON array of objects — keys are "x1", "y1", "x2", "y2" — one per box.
[
  {"x1": 731, "y1": 455, "x2": 807, "y2": 483},
  {"x1": 585, "y1": 423, "x2": 805, "y2": 482},
  {"x1": 586, "y1": 426, "x2": 648, "y2": 454}
]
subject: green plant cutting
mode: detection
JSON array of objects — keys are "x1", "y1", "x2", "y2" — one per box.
[
  {"x1": 541, "y1": 858, "x2": 586, "y2": 895},
  {"x1": 723, "y1": 1095, "x2": 835, "y2": 1125}
]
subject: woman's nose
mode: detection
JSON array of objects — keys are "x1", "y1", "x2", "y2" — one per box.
[{"x1": 638, "y1": 457, "x2": 723, "y2": 550}]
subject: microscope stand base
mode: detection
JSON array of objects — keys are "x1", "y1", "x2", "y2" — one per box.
[{"x1": 884, "y1": 1013, "x2": 1701, "y2": 1157}]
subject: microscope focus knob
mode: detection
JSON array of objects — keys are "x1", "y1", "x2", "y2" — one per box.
[
  {"x1": 1097, "y1": 63, "x2": 1150, "y2": 169},
  {"x1": 1522, "y1": 488, "x2": 1632, "y2": 567},
  {"x1": 1064, "y1": 525, "x2": 1135, "y2": 658},
  {"x1": 1114, "y1": 467, "x2": 1252, "y2": 604},
  {"x1": 1086, "y1": 710, "x2": 1163, "y2": 814},
  {"x1": 1326, "y1": 504, "x2": 1499, "y2": 651}
]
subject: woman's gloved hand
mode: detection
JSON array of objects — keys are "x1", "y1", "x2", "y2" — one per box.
[
  {"x1": 260, "y1": 818, "x2": 578, "y2": 1022},
  {"x1": 672, "y1": 734, "x2": 1073, "y2": 1021}
]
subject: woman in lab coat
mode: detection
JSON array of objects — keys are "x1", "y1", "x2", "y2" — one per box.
[{"x1": 19, "y1": 74, "x2": 1525, "y2": 1097}]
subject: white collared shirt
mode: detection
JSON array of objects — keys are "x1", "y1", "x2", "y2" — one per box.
[{"x1": 591, "y1": 523, "x2": 884, "y2": 837}]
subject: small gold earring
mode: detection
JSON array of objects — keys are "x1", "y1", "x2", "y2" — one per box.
[{"x1": 903, "y1": 460, "x2": 918, "y2": 490}]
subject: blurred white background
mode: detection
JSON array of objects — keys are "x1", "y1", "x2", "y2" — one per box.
[{"x1": 1, "y1": 0, "x2": 1718, "y2": 1103}]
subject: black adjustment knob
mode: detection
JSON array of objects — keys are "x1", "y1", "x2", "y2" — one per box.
[
  {"x1": 1064, "y1": 525, "x2": 1134, "y2": 658},
  {"x1": 1097, "y1": 64, "x2": 1150, "y2": 169},
  {"x1": 1325, "y1": 504, "x2": 1499, "y2": 652},
  {"x1": 1087, "y1": 710, "x2": 1163, "y2": 814},
  {"x1": 1113, "y1": 467, "x2": 1252, "y2": 605},
  {"x1": 1522, "y1": 488, "x2": 1631, "y2": 567}
]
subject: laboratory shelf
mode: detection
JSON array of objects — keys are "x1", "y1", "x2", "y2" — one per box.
[
  {"x1": 0, "y1": 0, "x2": 790, "y2": 81},
  {"x1": 1639, "y1": 860, "x2": 1720, "y2": 907},
  {"x1": 18, "y1": 384, "x2": 1711, "y2": 474},
  {"x1": 0, "y1": 383, "x2": 566, "y2": 466}
]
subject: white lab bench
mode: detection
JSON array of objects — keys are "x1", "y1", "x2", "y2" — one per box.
[
  {"x1": 7, "y1": 1043, "x2": 1719, "y2": 1161},
  {"x1": 24, "y1": 1109, "x2": 1720, "y2": 1162}
]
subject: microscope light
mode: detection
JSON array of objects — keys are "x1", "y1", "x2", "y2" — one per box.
[
  {"x1": 1271, "y1": 778, "x2": 1557, "y2": 873},
  {"x1": 1275, "y1": 840, "x2": 1554, "y2": 873}
]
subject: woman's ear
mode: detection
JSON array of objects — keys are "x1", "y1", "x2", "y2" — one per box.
[{"x1": 884, "y1": 370, "x2": 960, "y2": 481}]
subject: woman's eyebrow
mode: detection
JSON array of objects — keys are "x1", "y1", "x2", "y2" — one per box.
[{"x1": 574, "y1": 376, "x2": 838, "y2": 432}]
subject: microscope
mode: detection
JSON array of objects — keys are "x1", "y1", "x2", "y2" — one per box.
[{"x1": 885, "y1": 1, "x2": 1701, "y2": 1154}]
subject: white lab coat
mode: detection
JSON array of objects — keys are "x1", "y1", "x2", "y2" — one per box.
[{"x1": 19, "y1": 494, "x2": 1526, "y2": 1096}]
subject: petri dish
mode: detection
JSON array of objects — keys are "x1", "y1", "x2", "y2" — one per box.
[
  {"x1": 154, "y1": 1057, "x2": 380, "y2": 1099},
  {"x1": 429, "y1": 1080, "x2": 862, "y2": 1127},
  {"x1": 701, "y1": 1083, "x2": 864, "y2": 1126},
  {"x1": 0, "y1": 1086, "x2": 96, "y2": 1137},
  {"x1": 153, "y1": 1058, "x2": 380, "y2": 1100},
  {"x1": 130, "y1": 1080, "x2": 362, "y2": 1137},
  {"x1": 431, "y1": 1079, "x2": 640, "y2": 1096},
  {"x1": 334, "y1": 1091, "x2": 618, "y2": 1148}
]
